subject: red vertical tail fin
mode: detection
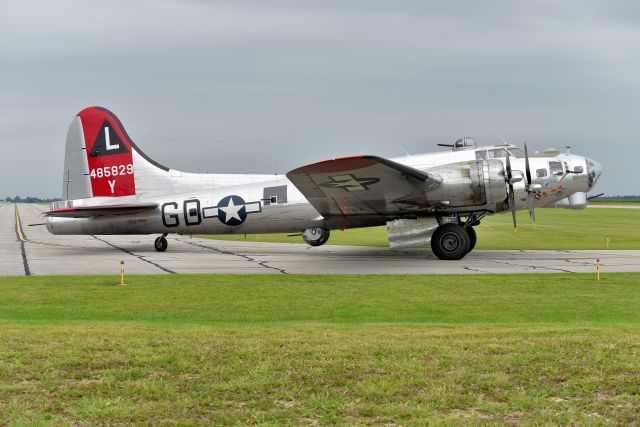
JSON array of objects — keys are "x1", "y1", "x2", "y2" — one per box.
[
  {"x1": 79, "y1": 107, "x2": 137, "y2": 197},
  {"x1": 62, "y1": 107, "x2": 169, "y2": 200}
]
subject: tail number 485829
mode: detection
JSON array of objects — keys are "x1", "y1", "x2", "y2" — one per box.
[{"x1": 90, "y1": 164, "x2": 134, "y2": 179}]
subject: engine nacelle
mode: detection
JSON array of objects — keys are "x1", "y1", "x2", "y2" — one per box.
[
  {"x1": 555, "y1": 192, "x2": 588, "y2": 210},
  {"x1": 426, "y1": 159, "x2": 507, "y2": 213}
]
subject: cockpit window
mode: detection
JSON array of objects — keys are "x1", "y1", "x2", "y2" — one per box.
[
  {"x1": 536, "y1": 168, "x2": 547, "y2": 178},
  {"x1": 549, "y1": 161, "x2": 564, "y2": 175},
  {"x1": 476, "y1": 147, "x2": 527, "y2": 161},
  {"x1": 574, "y1": 166, "x2": 584, "y2": 174}
]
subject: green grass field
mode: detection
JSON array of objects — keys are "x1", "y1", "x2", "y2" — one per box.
[
  {"x1": 200, "y1": 207, "x2": 640, "y2": 250},
  {"x1": 2, "y1": 274, "x2": 640, "y2": 424}
]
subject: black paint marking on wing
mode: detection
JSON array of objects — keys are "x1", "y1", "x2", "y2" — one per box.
[{"x1": 319, "y1": 174, "x2": 381, "y2": 192}]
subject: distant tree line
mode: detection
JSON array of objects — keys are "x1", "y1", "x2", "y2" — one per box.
[
  {"x1": 3, "y1": 196, "x2": 62, "y2": 203},
  {"x1": 599, "y1": 195, "x2": 640, "y2": 201}
]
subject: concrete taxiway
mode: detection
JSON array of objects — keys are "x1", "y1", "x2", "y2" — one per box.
[
  {"x1": 589, "y1": 204, "x2": 640, "y2": 209},
  {"x1": 2, "y1": 203, "x2": 639, "y2": 276}
]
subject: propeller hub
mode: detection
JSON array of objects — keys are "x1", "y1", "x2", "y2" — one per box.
[{"x1": 508, "y1": 171, "x2": 524, "y2": 185}]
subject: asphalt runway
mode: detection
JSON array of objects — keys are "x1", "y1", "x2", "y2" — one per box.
[{"x1": 3, "y1": 203, "x2": 639, "y2": 276}]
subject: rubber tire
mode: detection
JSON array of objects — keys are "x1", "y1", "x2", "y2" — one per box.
[
  {"x1": 154, "y1": 236, "x2": 168, "y2": 252},
  {"x1": 466, "y1": 226, "x2": 477, "y2": 253},
  {"x1": 302, "y1": 228, "x2": 330, "y2": 247},
  {"x1": 431, "y1": 223, "x2": 471, "y2": 260}
]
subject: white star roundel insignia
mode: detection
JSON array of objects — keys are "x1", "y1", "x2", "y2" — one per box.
[{"x1": 217, "y1": 195, "x2": 247, "y2": 226}]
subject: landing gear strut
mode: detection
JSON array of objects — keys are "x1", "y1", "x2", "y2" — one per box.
[
  {"x1": 302, "y1": 228, "x2": 330, "y2": 247},
  {"x1": 155, "y1": 234, "x2": 168, "y2": 252}
]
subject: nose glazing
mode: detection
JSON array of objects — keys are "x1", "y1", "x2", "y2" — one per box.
[{"x1": 586, "y1": 158, "x2": 603, "y2": 189}]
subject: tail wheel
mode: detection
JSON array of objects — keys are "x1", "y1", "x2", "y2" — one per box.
[
  {"x1": 302, "y1": 228, "x2": 330, "y2": 247},
  {"x1": 154, "y1": 236, "x2": 168, "y2": 252},
  {"x1": 466, "y1": 226, "x2": 477, "y2": 253},
  {"x1": 431, "y1": 224, "x2": 470, "y2": 260}
]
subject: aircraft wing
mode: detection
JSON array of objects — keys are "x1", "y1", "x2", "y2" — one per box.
[
  {"x1": 286, "y1": 156, "x2": 440, "y2": 217},
  {"x1": 45, "y1": 202, "x2": 158, "y2": 218}
]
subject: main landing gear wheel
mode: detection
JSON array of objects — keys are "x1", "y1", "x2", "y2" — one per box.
[
  {"x1": 466, "y1": 226, "x2": 477, "y2": 253},
  {"x1": 154, "y1": 235, "x2": 168, "y2": 252},
  {"x1": 302, "y1": 228, "x2": 330, "y2": 247},
  {"x1": 431, "y1": 223, "x2": 471, "y2": 260}
]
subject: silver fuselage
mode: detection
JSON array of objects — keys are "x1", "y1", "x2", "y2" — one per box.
[{"x1": 46, "y1": 144, "x2": 601, "y2": 236}]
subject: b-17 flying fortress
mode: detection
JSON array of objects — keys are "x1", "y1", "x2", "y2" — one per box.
[{"x1": 44, "y1": 107, "x2": 602, "y2": 260}]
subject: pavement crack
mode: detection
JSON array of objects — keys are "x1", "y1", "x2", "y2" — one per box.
[
  {"x1": 490, "y1": 259, "x2": 574, "y2": 273},
  {"x1": 92, "y1": 236, "x2": 176, "y2": 274},
  {"x1": 177, "y1": 238, "x2": 288, "y2": 274},
  {"x1": 560, "y1": 258, "x2": 596, "y2": 266},
  {"x1": 27, "y1": 240, "x2": 79, "y2": 248}
]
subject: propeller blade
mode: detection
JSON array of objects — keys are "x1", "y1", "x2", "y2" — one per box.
[
  {"x1": 527, "y1": 193, "x2": 536, "y2": 226},
  {"x1": 523, "y1": 143, "x2": 537, "y2": 226},
  {"x1": 531, "y1": 207, "x2": 536, "y2": 225},
  {"x1": 509, "y1": 188, "x2": 517, "y2": 230},
  {"x1": 524, "y1": 143, "x2": 532, "y2": 186},
  {"x1": 504, "y1": 151, "x2": 517, "y2": 230}
]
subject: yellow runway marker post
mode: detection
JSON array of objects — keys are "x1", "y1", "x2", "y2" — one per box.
[
  {"x1": 596, "y1": 259, "x2": 601, "y2": 281},
  {"x1": 119, "y1": 261, "x2": 126, "y2": 286}
]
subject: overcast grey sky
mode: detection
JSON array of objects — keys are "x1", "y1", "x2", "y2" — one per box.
[{"x1": 1, "y1": 0, "x2": 638, "y2": 197}]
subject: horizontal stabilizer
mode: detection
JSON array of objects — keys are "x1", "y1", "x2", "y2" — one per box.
[{"x1": 45, "y1": 202, "x2": 158, "y2": 218}]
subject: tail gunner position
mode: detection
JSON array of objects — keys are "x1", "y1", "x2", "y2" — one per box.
[{"x1": 45, "y1": 107, "x2": 603, "y2": 260}]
